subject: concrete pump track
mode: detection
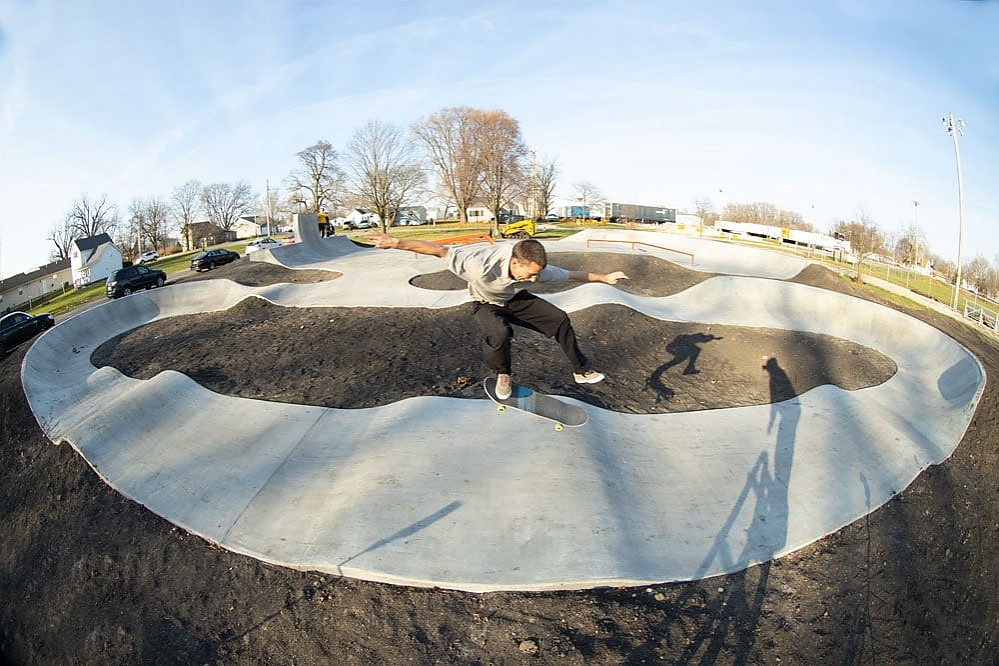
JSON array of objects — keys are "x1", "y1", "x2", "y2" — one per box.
[{"x1": 20, "y1": 224, "x2": 986, "y2": 592}]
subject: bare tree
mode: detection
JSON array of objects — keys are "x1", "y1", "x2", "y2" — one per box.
[
  {"x1": 46, "y1": 218, "x2": 76, "y2": 263},
  {"x1": 478, "y1": 110, "x2": 528, "y2": 234},
  {"x1": 530, "y1": 153, "x2": 559, "y2": 218},
  {"x1": 963, "y1": 254, "x2": 998, "y2": 298},
  {"x1": 694, "y1": 198, "x2": 719, "y2": 227},
  {"x1": 66, "y1": 194, "x2": 119, "y2": 239},
  {"x1": 258, "y1": 184, "x2": 288, "y2": 235},
  {"x1": 125, "y1": 197, "x2": 171, "y2": 256},
  {"x1": 345, "y1": 119, "x2": 426, "y2": 233},
  {"x1": 286, "y1": 140, "x2": 345, "y2": 214},
  {"x1": 120, "y1": 201, "x2": 144, "y2": 259},
  {"x1": 201, "y1": 181, "x2": 256, "y2": 231},
  {"x1": 171, "y1": 179, "x2": 203, "y2": 238},
  {"x1": 831, "y1": 208, "x2": 885, "y2": 282},
  {"x1": 723, "y1": 201, "x2": 808, "y2": 230},
  {"x1": 894, "y1": 222, "x2": 929, "y2": 268},
  {"x1": 572, "y1": 181, "x2": 604, "y2": 220},
  {"x1": 412, "y1": 106, "x2": 486, "y2": 224}
]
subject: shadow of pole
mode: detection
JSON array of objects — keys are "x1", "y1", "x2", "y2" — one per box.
[
  {"x1": 218, "y1": 500, "x2": 464, "y2": 649},
  {"x1": 843, "y1": 473, "x2": 878, "y2": 662},
  {"x1": 338, "y1": 500, "x2": 463, "y2": 571}
]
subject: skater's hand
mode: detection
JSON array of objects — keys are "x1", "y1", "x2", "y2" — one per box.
[
  {"x1": 367, "y1": 232, "x2": 449, "y2": 258},
  {"x1": 603, "y1": 271, "x2": 629, "y2": 285},
  {"x1": 369, "y1": 232, "x2": 399, "y2": 249}
]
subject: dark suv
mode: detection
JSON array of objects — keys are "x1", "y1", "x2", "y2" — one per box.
[
  {"x1": 190, "y1": 248, "x2": 239, "y2": 271},
  {"x1": 105, "y1": 265, "x2": 167, "y2": 299},
  {"x1": 0, "y1": 311, "x2": 55, "y2": 353}
]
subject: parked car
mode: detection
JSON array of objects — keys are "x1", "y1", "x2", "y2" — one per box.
[
  {"x1": 137, "y1": 250, "x2": 159, "y2": 264},
  {"x1": 393, "y1": 216, "x2": 425, "y2": 226},
  {"x1": 343, "y1": 218, "x2": 377, "y2": 230},
  {"x1": 544, "y1": 213, "x2": 560, "y2": 221},
  {"x1": 245, "y1": 238, "x2": 282, "y2": 254},
  {"x1": 190, "y1": 248, "x2": 240, "y2": 271},
  {"x1": 106, "y1": 265, "x2": 167, "y2": 299},
  {"x1": 0, "y1": 310, "x2": 55, "y2": 354}
]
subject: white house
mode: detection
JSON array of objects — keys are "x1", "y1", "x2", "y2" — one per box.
[
  {"x1": 466, "y1": 206, "x2": 494, "y2": 223},
  {"x1": 466, "y1": 205, "x2": 523, "y2": 223},
  {"x1": 342, "y1": 208, "x2": 381, "y2": 228},
  {"x1": 232, "y1": 216, "x2": 268, "y2": 239},
  {"x1": 70, "y1": 234, "x2": 122, "y2": 287}
]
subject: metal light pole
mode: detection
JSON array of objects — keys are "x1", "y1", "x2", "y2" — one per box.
[
  {"x1": 943, "y1": 112, "x2": 966, "y2": 311},
  {"x1": 908, "y1": 200, "x2": 919, "y2": 290}
]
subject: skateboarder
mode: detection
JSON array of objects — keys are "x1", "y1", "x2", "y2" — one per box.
[{"x1": 370, "y1": 232, "x2": 628, "y2": 399}]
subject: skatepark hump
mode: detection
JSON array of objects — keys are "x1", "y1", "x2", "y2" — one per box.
[{"x1": 20, "y1": 228, "x2": 986, "y2": 591}]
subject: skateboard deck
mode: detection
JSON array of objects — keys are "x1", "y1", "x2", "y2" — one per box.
[{"x1": 483, "y1": 377, "x2": 588, "y2": 430}]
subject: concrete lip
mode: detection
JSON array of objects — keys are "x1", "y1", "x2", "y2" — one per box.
[{"x1": 21, "y1": 230, "x2": 986, "y2": 591}]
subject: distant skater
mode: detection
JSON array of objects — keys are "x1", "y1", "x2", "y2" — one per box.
[{"x1": 370, "y1": 232, "x2": 628, "y2": 399}]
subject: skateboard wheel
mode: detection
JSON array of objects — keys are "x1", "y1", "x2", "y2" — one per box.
[
  {"x1": 555, "y1": 423, "x2": 564, "y2": 431},
  {"x1": 497, "y1": 405, "x2": 506, "y2": 413}
]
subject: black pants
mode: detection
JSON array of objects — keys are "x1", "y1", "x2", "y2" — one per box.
[{"x1": 470, "y1": 291, "x2": 589, "y2": 375}]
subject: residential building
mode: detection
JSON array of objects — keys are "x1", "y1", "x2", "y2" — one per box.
[
  {"x1": 70, "y1": 234, "x2": 121, "y2": 288},
  {"x1": 232, "y1": 216, "x2": 270, "y2": 239},
  {"x1": 181, "y1": 222, "x2": 234, "y2": 251},
  {"x1": 0, "y1": 259, "x2": 72, "y2": 312}
]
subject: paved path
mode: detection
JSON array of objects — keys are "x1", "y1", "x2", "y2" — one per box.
[{"x1": 21, "y1": 230, "x2": 986, "y2": 591}]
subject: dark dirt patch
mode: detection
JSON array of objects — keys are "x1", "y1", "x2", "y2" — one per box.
[
  {"x1": 93, "y1": 298, "x2": 895, "y2": 414},
  {"x1": 2, "y1": 256, "x2": 997, "y2": 664}
]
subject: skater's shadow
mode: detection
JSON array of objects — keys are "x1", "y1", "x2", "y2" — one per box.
[
  {"x1": 668, "y1": 358, "x2": 799, "y2": 664},
  {"x1": 647, "y1": 332, "x2": 723, "y2": 400}
]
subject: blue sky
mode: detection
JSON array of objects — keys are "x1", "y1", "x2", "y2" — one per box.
[{"x1": 1, "y1": 0, "x2": 996, "y2": 279}]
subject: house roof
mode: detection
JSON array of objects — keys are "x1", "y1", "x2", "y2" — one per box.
[
  {"x1": 183, "y1": 221, "x2": 223, "y2": 233},
  {"x1": 73, "y1": 233, "x2": 113, "y2": 252},
  {"x1": 0, "y1": 258, "x2": 72, "y2": 291}
]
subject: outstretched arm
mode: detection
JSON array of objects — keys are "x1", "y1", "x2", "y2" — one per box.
[
  {"x1": 567, "y1": 270, "x2": 629, "y2": 285},
  {"x1": 369, "y1": 231, "x2": 449, "y2": 258}
]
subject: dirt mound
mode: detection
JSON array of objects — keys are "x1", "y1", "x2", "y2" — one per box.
[{"x1": 93, "y1": 299, "x2": 895, "y2": 414}]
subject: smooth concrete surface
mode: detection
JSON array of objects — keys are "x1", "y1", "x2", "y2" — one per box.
[{"x1": 21, "y1": 229, "x2": 986, "y2": 591}]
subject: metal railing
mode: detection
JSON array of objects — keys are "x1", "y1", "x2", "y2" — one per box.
[
  {"x1": 965, "y1": 302, "x2": 999, "y2": 333},
  {"x1": 585, "y1": 238, "x2": 695, "y2": 267}
]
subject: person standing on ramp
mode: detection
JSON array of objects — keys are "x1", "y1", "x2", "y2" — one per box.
[{"x1": 370, "y1": 232, "x2": 628, "y2": 399}]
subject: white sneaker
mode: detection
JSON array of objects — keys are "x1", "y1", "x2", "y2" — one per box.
[
  {"x1": 496, "y1": 373, "x2": 512, "y2": 400},
  {"x1": 574, "y1": 369, "x2": 605, "y2": 384}
]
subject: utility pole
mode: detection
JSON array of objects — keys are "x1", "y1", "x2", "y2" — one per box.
[
  {"x1": 943, "y1": 112, "x2": 966, "y2": 311},
  {"x1": 265, "y1": 179, "x2": 271, "y2": 237}
]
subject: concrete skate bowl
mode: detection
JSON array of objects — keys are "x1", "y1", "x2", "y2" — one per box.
[{"x1": 20, "y1": 230, "x2": 986, "y2": 591}]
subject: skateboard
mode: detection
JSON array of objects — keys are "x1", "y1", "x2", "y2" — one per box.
[{"x1": 483, "y1": 377, "x2": 588, "y2": 431}]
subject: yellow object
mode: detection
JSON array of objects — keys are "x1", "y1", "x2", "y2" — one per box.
[{"x1": 500, "y1": 219, "x2": 535, "y2": 239}]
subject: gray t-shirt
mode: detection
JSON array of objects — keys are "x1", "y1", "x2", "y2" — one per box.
[{"x1": 445, "y1": 242, "x2": 569, "y2": 306}]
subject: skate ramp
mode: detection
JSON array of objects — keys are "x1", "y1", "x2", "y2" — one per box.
[
  {"x1": 20, "y1": 230, "x2": 986, "y2": 591},
  {"x1": 554, "y1": 228, "x2": 812, "y2": 279}
]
